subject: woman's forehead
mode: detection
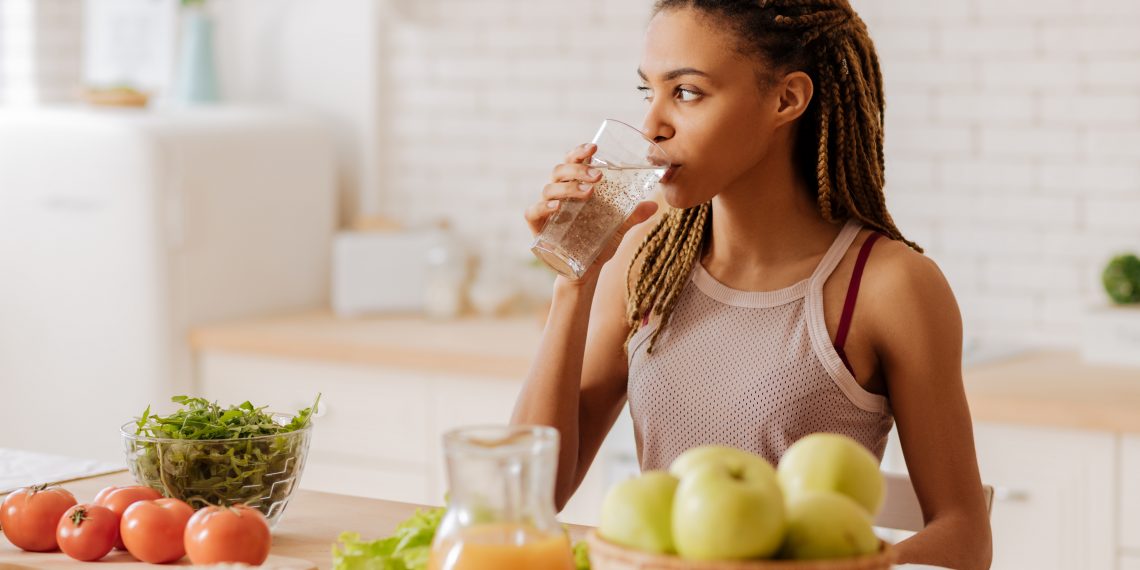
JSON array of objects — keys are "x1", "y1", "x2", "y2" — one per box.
[{"x1": 640, "y1": 8, "x2": 758, "y2": 82}]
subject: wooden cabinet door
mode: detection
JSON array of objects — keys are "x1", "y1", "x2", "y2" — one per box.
[{"x1": 974, "y1": 423, "x2": 1116, "y2": 570}]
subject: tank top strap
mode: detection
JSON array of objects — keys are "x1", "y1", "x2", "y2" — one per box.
[{"x1": 808, "y1": 219, "x2": 862, "y2": 286}]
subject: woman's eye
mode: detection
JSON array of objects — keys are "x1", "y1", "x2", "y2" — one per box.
[
  {"x1": 638, "y1": 85, "x2": 700, "y2": 103},
  {"x1": 676, "y1": 87, "x2": 701, "y2": 102}
]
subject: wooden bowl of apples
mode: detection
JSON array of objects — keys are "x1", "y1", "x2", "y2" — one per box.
[
  {"x1": 586, "y1": 532, "x2": 895, "y2": 570},
  {"x1": 588, "y1": 436, "x2": 896, "y2": 570}
]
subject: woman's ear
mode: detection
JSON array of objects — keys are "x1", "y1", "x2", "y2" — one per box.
[{"x1": 773, "y1": 71, "x2": 813, "y2": 128}]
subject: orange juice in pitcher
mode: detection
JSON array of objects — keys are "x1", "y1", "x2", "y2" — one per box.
[
  {"x1": 429, "y1": 524, "x2": 574, "y2": 570},
  {"x1": 428, "y1": 426, "x2": 576, "y2": 570}
]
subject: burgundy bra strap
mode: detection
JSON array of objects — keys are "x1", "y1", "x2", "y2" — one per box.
[{"x1": 834, "y1": 232, "x2": 883, "y2": 355}]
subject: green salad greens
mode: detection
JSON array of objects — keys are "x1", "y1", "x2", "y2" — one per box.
[
  {"x1": 127, "y1": 395, "x2": 319, "y2": 515},
  {"x1": 331, "y1": 508, "x2": 592, "y2": 570},
  {"x1": 572, "y1": 540, "x2": 591, "y2": 570},
  {"x1": 333, "y1": 507, "x2": 444, "y2": 570}
]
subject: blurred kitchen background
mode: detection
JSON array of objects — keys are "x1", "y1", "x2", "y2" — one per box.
[{"x1": 1, "y1": 0, "x2": 1139, "y2": 568}]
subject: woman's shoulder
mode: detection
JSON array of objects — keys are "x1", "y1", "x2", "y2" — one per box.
[
  {"x1": 858, "y1": 230, "x2": 945, "y2": 288},
  {"x1": 857, "y1": 229, "x2": 961, "y2": 343}
]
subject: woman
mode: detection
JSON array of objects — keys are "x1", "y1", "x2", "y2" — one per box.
[{"x1": 513, "y1": 0, "x2": 992, "y2": 567}]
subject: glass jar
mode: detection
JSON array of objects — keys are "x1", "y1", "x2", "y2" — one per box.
[
  {"x1": 429, "y1": 425, "x2": 576, "y2": 570},
  {"x1": 423, "y1": 224, "x2": 468, "y2": 319}
]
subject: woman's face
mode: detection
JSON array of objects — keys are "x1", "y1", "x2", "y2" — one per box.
[{"x1": 639, "y1": 8, "x2": 784, "y2": 209}]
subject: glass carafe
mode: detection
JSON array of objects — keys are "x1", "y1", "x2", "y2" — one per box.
[{"x1": 428, "y1": 425, "x2": 576, "y2": 570}]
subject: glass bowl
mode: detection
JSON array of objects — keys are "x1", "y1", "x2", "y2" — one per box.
[{"x1": 120, "y1": 413, "x2": 311, "y2": 528}]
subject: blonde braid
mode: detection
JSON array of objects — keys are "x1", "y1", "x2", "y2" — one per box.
[{"x1": 624, "y1": 204, "x2": 710, "y2": 353}]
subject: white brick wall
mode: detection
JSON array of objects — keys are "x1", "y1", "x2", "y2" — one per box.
[
  {"x1": 376, "y1": 0, "x2": 647, "y2": 253},
  {"x1": 378, "y1": 0, "x2": 1140, "y2": 349}
]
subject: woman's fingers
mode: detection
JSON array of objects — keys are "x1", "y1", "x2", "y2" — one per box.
[
  {"x1": 563, "y1": 143, "x2": 597, "y2": 164},
  {"x1": 542, "y1": 180, "x2": 593, "y2": 201},
  {"x1": 525, "y1": 181, "x2": 595, "y2": 235},
  {"x1": 525, "y1": 144, "x2": 602, "y2": 237},
  {"x1": 551, "y1": 161, "x2": 603, "y2": 184},
  {"x1": 524, "y1": 198, "x2": 562, "y2": 235}
]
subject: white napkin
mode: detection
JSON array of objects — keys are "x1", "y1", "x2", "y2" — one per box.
[{"x1": 0, "y1": 448, "x2": 124, "y2": 495}]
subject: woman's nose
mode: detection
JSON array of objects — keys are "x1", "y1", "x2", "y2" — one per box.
[{"x1": 642, "y1": 106, "x2": 675, "y2": 144}]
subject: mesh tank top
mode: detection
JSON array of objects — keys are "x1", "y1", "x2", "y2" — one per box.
[{"x1": 626, "y1": 219, "x2": 894, "y2": 471}]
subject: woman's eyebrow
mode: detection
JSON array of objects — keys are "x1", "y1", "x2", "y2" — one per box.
[{"x1": 637, "y1": 67, "x2": 712, "y2": 82}]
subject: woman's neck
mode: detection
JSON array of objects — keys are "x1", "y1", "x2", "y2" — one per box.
[{"x1": 701, "y1": 153, "x2": 844, "y2": 291}]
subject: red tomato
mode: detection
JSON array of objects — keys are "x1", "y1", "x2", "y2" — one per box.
[
  {"x1": 184, "y1": 505, "x2": 271, "y2": 566},
  {"x1": 120, "y1": 498, "x2": 194, "y2": 564},
  {"x1": 91, "y1": 486, "x2": 116, "y2": 505},
  {"x1": 0, "y1": 484, "x2": 77, "y2": 552},
  {"x1": 56, "y1": 504, "x2": 118, "y2": 562},
  {"x1": 93, "y1": 485, "x2": 163, "y2": 550}
]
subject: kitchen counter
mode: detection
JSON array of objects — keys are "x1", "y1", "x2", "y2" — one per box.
[
  {"x1": 0, "y1": 471, "x2": 958, "y2": 569},
  {"x1": 190, "y1": 312, "x2": 1140, "y2": 433},
  {"x1": 962, "y1": 350, "x2": 1140, "y2": 433},
  {"x1": 0, "y1": 470, "x2": 588, "y2": 569},
  {"x1": 189, "y1": 311, "x2": 541, "y2": 379}
]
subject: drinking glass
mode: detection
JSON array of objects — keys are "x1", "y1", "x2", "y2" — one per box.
[{"x1": 530, "y1": 119, "x2": 671, "y2": 280}]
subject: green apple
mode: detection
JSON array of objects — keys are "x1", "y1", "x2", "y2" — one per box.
[
  {"x1": 779, "y1": 491, "x2": 880, "y2": 560},
  {"x1": 777, "y1": 433, "x2": 884, "y2": 516},
  {"x1": 598, "y1": 470, "x2": 679, "y2": 554},
  {"x1": 669, "y1": 445, "x2": 777, "y2": 482},
  {"x1": 671, "y1": 462, "x2": 785, "y2": 560}
]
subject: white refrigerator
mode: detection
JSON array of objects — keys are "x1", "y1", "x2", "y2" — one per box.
[{"x1": 0, "y1": 106, "x2": 337, "y2": 462}]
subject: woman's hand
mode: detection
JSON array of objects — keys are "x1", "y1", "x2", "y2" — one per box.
[{"x1": 525, "y1": 143, "x2": 659, "y2": 285}]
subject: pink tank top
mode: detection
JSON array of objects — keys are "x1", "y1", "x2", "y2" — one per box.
[{"x1": 626, "y1": 219, "x2": 894, "y2": 470}]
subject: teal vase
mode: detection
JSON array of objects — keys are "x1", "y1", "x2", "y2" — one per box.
[{"x1": 176, "y1": 8, "x2": 219, "y2": 103}]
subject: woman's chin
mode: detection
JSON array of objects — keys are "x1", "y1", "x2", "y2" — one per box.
[{"x1": 661, "y1": 185, "x2": 707, "y2": 210}]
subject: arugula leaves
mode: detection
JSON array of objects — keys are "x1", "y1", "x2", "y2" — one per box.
[
  {"x1": 126, "y1": 395, "x2": 319, "y2": 517},
  {"x1": 134, "y1": 395, "x2": 318, "y2": 441}
]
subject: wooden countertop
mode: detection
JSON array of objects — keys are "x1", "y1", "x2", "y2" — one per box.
[
  {"x1": 0, "y1": 471, "x2": 588, "y2": 569},
  {"x1": 190, "y1": 312, "x2": 1140, "y2": 434},
  {"x1": 189, "y1": 311, "x2": 542, "y2": 379},
  {"x1": 962, "y1": 350, "x2": 1140, "y2": 433}
]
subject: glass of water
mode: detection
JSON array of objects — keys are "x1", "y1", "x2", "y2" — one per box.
[{"x1": 530, "y1": 119, "x2": 671, "y2": 280}]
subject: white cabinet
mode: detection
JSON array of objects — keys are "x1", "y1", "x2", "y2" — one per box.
[
  {"x1": 1123, "y1": 435, "x2": 1140, "y2": 553},
  {"x1": 196, "y1": 349, "x2": 626, "y2": 525},
  {"x1": 885, "y1": 421, "x2": 1140, "y2": 569},
  {"x1": 973, "y1": 423, "x2": 1116, "y2": 570},
  {"x1": 198, "y1": 352, "x2": 438, "y2": 505}
]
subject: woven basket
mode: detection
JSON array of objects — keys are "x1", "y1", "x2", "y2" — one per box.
[{"x1": 585, "y1": 530, "x2": 896, "y2": 570}]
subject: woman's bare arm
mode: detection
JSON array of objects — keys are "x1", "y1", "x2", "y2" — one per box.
[
  {"x1": 511, "y1": 229, "x2": 645, "y2": 509},
  {"x1": 512, "y1": 143, "x2": 660, "y2": 508},
  {"x1": 866, "y1": 247, "x2": 993, "y2": 570}
]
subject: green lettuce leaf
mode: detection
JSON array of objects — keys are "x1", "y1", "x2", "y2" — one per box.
[
  {"x1": 332, "y1": 507, "x2": 593, "y2": 570},
  {"x1": 332, "y1": 508, "x2": 444, "y2": 570}
]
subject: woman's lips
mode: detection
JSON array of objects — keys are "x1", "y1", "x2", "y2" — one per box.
[{"x1": 660, "y1": 165, "x2": 681, "y2": 184}]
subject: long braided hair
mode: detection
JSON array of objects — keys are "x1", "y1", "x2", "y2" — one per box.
[{"x1": 627, "y1": 0, "x2": 919, "y2": 354}]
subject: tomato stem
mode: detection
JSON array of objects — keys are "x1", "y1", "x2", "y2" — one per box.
[{"x1": 70, "y1": 506, "x2": 89, "y2": 526}]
